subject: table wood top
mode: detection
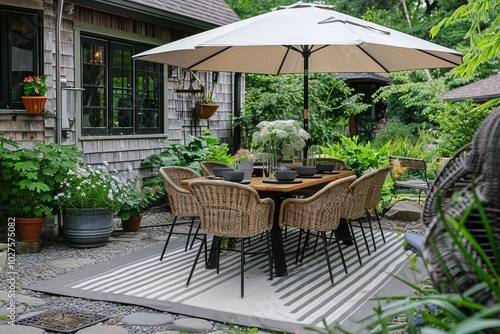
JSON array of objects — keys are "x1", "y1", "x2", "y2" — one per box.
[{"x1": 181, "y1": 170, "x2": 355, "y2": 193}]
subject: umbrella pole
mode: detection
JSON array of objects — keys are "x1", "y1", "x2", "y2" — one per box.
[{"x1": 303, "y1": 46, "x2": 310, "y2": 158}]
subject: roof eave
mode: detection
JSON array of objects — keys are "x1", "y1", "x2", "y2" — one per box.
[{"x1": 71, "y1": 0, "x2": 219, "y2": 33}]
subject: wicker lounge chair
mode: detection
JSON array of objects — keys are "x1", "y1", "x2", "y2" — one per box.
[
  {"x1": 420, "y1": 107, "x2": 500, "y2": 307},
  {"x1": 187, "y1": 180, "x2": 274, "y2": 298}
]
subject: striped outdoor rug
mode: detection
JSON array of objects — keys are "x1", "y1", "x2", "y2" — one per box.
[{"x1": 29, "y1": 228, "x2": 421, "y2": 333}]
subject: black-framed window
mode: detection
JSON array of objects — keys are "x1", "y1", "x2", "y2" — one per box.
[
  {"x1": 81, "y1": 35, "x2": 163, "y2": 136},
  {"x1": 0, "y1": 7, "x2": 43, "y2": 109}
]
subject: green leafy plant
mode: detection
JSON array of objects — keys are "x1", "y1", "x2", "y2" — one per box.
[
  {"x1": 141, "y1": 130, "x2": 234, "y2": 188},
  {"x1": 320, "y1": 135, "x2": 390, "y2": 176},
  {"x1": 429, "y1": 100, "x2": 491, "y2": 157},
  {"x1": 23, "y1": 74, "x2": 48, "y2": 96},
  {"x1": 117, "y1": 178, "x2": 163, "y2": 221},
  {"x1": 0, "y1": 142, "x2": 83, "y2": 218},
  {"x1": 55, "y1": 164, "x2": 128, "y2": 213}
]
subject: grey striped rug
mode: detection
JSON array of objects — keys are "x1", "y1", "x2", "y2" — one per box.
[{"x1": 29, "y1": 228, "x2": 419, "y2": 333}]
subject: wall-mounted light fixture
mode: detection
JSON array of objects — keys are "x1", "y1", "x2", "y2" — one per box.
[{"x1": 61, "y1": 87, "x2": 84, "y2": 138}]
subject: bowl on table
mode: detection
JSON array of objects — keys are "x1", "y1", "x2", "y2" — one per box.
[
  {"x1": 296, "y1": 166, "x2": 316, "y2": 176},
  {"x1": 316, "y1": 163, "x2": 334, "y2": 173},
  {"x1": 222, "y1": 171, "x2": 245, "y2": 182},
  {"x1": 275, "y1": 170, "x2": 297, "y2": 181},
  {"x1": 213, "y1": 167, "x2": 234, "y2": 177}
]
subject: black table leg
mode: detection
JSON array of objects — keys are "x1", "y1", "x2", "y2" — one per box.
[
  {"x1": 337, "y1": 218, "x2": 353, "y2": 245},
  {"x1": 263, "y1": 192, "x2": 288, "y2": 277},
  {"x1": 206, "y1": 236, "x2": 219, "y2": 269}
]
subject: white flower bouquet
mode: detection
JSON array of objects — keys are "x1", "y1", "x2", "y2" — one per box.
[{"x1": 252, "y1": 120, "x2": 310, "y2": 158}]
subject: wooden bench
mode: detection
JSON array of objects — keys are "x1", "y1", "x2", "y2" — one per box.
[{"x1": 389, "y1": 155, "x2": 432, "y2": 202}]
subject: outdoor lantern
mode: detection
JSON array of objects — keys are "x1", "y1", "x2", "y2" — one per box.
[{"x1": 62, "y1": 87, "x2": 84, "y2": 126}]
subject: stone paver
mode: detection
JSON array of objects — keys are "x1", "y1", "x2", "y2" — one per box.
[
  {"x1": 120, "y1": 312, "x2": 175, "y2": 326},
  {"x1": 172, "y1": 318, "x2": 213, "y2": 333},
  {"x1": 0, "y1": 324, "x2": 46, "y2": 333},
  {"x1": 46, "y1": 258, "x2": 96, "y2": 269},
  {"x1": 76, "y1": 324, "x2": 128, "y2": 334},
  {"x1": 153, "y1": 235, "x2": 178, "y2": 242},
  {"x1": 0, "y1": 291, "x2": 46, "y2": 307}
]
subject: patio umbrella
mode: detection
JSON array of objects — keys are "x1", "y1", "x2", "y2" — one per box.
[{"x1": 134, "y1": 2, "x2": 462, "y2": 133}]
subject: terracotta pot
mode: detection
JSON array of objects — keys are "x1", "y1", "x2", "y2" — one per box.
[
  {"x1": 195, "y1": 102, "x2": 219, "y2": 119},
  {"x1": 15, "y1": 217, "x2": 45, "y2": 242},
  {"x1": 121, "y1": 214, "x2": 143, "y2": 232},
  {"x1": 21, "y1": 96, "x2": 48, "y2": 115}
]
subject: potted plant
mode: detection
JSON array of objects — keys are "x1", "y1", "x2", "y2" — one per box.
[
  {"x1": 234, "y1": 148, "x2": 255, "y2": 181},
  {"x1": 252, "y1": 120, "x2": 310, "y2": 178},
  {"x1": 196, "y1": 81, "x2": 219, "y2": 119},
  {"x1": 55, "y1": 163, "x2": 129, "y2": 247},
  {"x1": 21, "y1": 74, "x2": 48, "y2": 114},
  {"x1": 0, "y1": 141, "x2": 83, "y2": 242},
  {"x1": 117, "y1": 179, "x2": 163, "y2": 232}
]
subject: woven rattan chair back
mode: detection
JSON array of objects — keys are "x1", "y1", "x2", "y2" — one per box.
[
  {"x1": 187, "y1": 180, "x2": 275, "y2": 297},
  {"x1": 279, "y1": 175, "x2": 357, "y2": 283},
  {"x1": 158, "y1": 166, "x2": 201, "y2": 257},
  {"x1": 422, "y1": 107, "x2": 500, "y2": 307},
  {"x1": 199, "y1": 161, "x2": 232, "y2": 177},
  {"x1": 365, "y1": 166, "x2": 393, "y2": 213},
  {"x1": 341, "y1": 170, "x2": 379, "y2": 254},
  {"x1": 190, "y1": 180, "x2": 274, "y2": 238},
  {"x1": 302, "y1": 157, "x2": 346, "y2": 170},
  {"x1": 159, "y1": 166, "x2": 200, "y2": 217},
  {"x1": 344, "y1": 170, "x2": 377, "y2": 220},
  {"x1": 279, "y1": 175, "x2": 356, "y2": 231}
]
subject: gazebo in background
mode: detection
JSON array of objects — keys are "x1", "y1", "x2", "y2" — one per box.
[{"x1": 337, "y1": 73, "x2": 391, "y2": 141}]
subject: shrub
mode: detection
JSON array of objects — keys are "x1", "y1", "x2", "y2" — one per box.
[
  {"x1": 320, "y1": 135, "x2": 391, "y2": 176},
  {"x1": 141, "y1": 130, "x2": 234, "y2": 188}
]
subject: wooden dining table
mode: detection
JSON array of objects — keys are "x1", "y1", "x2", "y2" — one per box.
[{"x1": 181, "y1": 170, "x2": 355, "y2": 277}]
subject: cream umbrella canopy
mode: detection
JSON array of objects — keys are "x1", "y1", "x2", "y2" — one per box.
[{"x1": 134, "y1": 1, "x2": 462, "y2": 133}]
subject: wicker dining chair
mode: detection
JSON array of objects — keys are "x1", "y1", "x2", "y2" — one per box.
[
  {"x1": 199, "y1": 161, "x2": 232, "y2": 177},
  {"x1": 420, "y1": 107, "x2": 500, "y2": 308},
  {"x1": 279, "y1": 175, "x2": 357, "y2": 284},
  {"x1": 363, "y1": 166, "x2": 393, "y2": 247},
  {"x1": 341, "y1": 169, "x2": 379, "y2": 255},
  {"x1": 187, "y1": 180, "x2": 275, "y2": 298},
  {"x1": 159, "y1": 166, "x2": 201, "y2": 260},
  {"x1": 302, "y1": 157, "x2": 347, "y2": 170}
]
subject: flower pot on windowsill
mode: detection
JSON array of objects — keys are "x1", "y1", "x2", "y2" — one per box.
[
  {"x1": 195, "y1": 102, "x2": 219, "y2": 119},
  {"x1": 22, "y1": 96, "x2": 48, "y2": 115}
]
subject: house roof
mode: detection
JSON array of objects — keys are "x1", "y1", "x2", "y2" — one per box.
[
  {"x1": 72, "y1": 0, "x2": 240, "y2": 32},
  {"x1": 443, "y1": 73, "x2": 500, "y2": 102},
  {"x1": 131, "y1": 0, "x2": 240, "y2": 27},
  {"x1": 336, "y1": 73, "x2": 391, "y2": 84}
]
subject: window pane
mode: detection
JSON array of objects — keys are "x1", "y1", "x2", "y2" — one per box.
[
  {"x1": 82, "y1": 38, "x2": 107, "y2": 135},
  {"x1": 10, "y1": 13, "x2": 36, "y2": 103}
]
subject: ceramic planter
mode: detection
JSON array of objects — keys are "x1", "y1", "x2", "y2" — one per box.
[{"x1": 63, "y1": 208, "x2": 113, "y2": 248}]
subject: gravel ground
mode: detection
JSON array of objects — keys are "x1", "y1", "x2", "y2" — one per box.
[{"x1": 0, "y1": 205, "x2": 426, "y2": 333}]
